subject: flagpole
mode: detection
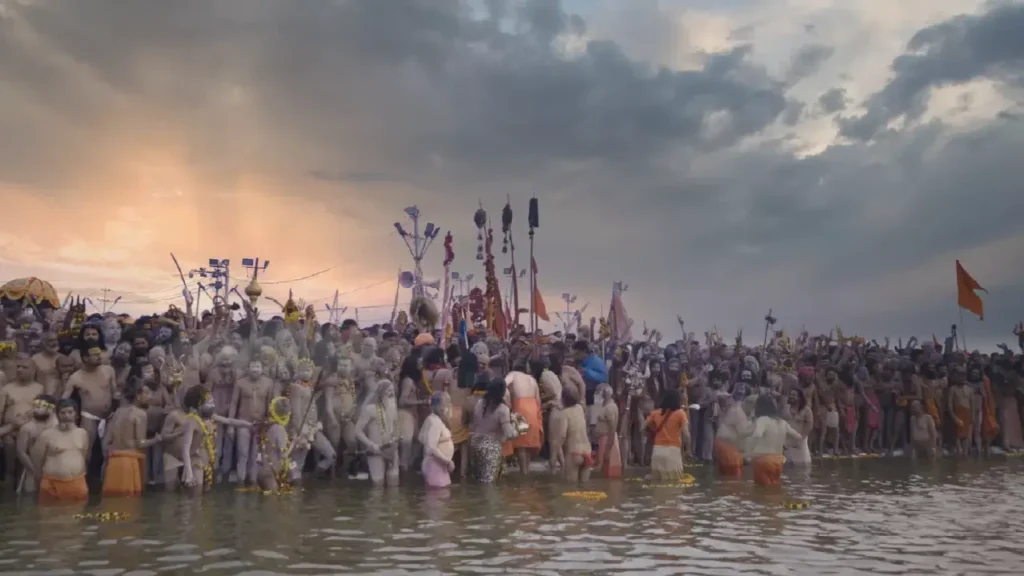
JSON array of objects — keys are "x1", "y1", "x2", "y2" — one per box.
[{"x1": 958, "y1": 306, "x2": 968, "y2": 350}]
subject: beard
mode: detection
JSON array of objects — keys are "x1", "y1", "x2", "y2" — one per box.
[{"x1": 33, "y1": 412, "x2": 51, "y2": 422}]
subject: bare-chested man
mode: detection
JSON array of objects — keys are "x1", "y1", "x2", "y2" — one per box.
[
  {"x1": 31, "y1": 333, "x2": 62, "y2": 398},
  {"x1": 15, "y1": 394, "x2": 57, "y2": 494},
  {"x1": 69, "y1": 324, "x2": 109, "y2": 369},
  {"x1": 325, "y1": 355, "x2": 359, "y2": 478},
  {"x1": 54, "y1": 355, "x2": 76, "y2": 399},
  {"x1": 948, "y1": 367, "x2": 973, "y2": 455},
  {"x1": 30, "y1": 399, "x2": 89, "y2": 503},
  {"x1": 174, "y1": 385, "x2": 252, "y2": 494},
  {"x1": 505, "y1": 365, "x2": 543, "y2": 474},
  {"x1": 228, "y1": 360, "x2": 273, "y2": 484},
  {"x1": 0, "y1": 356, "x2": 45, "y2": 486},
  {"x1": 102, "y1": 382, "x2": 163, "y2": 497},
  {"x1": 909, "y1": 400, "x2": 937, "y2": 462},
  {"x1": 354, "y1": 378, "x2": 400, "y2": 486},
  {"x1": 62, "y1": 347, "x2": 117, "y2": 466},
  {"x1": 206, "y1": 345, "x2": 238, "y2": 481},
  {"x1": 257, "y1": 396, "x2": 293, "y2": 492},
  {"x1": 288, "y1": 359, "x2": 336, "y2": 481}
]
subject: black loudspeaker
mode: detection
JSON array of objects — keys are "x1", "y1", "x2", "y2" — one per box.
[{"x1": 528, "y1": 198, "x2": 539, "y2": 229}]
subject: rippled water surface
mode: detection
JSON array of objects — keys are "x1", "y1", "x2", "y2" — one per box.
[{"x1": 1, "y1": 458, "x2": 1023, "y2": 575}]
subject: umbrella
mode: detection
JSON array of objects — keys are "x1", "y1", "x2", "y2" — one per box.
[{"x1": 0, "y1": 277, "x2": 61, "y2": 309}]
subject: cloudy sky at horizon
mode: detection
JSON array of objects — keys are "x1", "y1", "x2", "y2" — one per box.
[{"x1": 1, "y1": 0, "x2": 1022, "y2": 349}]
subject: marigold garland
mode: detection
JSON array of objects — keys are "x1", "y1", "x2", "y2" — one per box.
[
  {"x1": 563, "y1": 491, "x2": 607, "y2": 501},
  {"x1": 421, "y1": 369, "x2": 434, "y2": 396},
  {"x1": 187, "y1": 413, "x2": 215, "y2": 487}
]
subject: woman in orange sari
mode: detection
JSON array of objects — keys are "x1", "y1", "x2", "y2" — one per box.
[{"x1": 645, "y1": 388, "x2": 690, "y2": 481}]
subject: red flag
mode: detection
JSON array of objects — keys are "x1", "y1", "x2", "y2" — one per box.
[
  {"x1": 956, "y1": 260, "x2": 986, "y2": 320},
  {"x1": 530, "y1": 257, "x2": 550, "y2": 322}
]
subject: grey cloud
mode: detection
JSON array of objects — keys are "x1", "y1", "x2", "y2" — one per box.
[
  {"x1": 785, "y1": 43, "x2": 834, "y2": 85},
  {"x1": 0, "y1": 0, "x2": 1022, "y2": 342},
  {"x1": 839, "y1": 2, "x2": 1024, "y2": 140},
  {"x1": 818, "y1": 87, "x2": 847, "y2": 113}
]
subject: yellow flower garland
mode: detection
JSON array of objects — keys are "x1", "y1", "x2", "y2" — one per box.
[
  {"x1": 564, "y1": 491, "x2": 606, "y2": 500},
  {"x1": 421, "y1": 369, "x2": 434, "y2": 395},
  {"x1": 187, "y1": 413, "x2": 215, "y2": 487}
]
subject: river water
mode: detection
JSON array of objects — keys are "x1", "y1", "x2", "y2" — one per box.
[{"x1": 0, "y1": 457, "x2": 1022, "y2": 575}]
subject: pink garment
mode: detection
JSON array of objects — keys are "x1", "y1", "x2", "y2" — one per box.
[
  {"x1": 422, "y1": 457, "x2": 451, "y2": 489},
  {"x1": 865, "y1": 388, "x2": 881, "y2": 430}
]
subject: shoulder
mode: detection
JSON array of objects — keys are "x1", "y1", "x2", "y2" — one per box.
[{"x1": 100, "y1": 365, "x2": 116, "y2": 377}]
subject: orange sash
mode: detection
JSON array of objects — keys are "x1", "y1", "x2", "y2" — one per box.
[
  {"x1": 102, "y1": 450, "x2": 145, "y2": 497},
  {"x1": 507, "y1": 397, "x2": 543, "y2": 451},
  {"x1": 981, "y1": 377, "x2": 1000, "y2": 443},
  {"x1": 715, "y1": 439, "x2": 744, "y2": 478},
  {"x1": 752, "y1": 454, "x2": 785, "y2": 486},
  {"x1": 954, "y1": 404, "x2": 973, "y2": 439},
  {"x1": 39, "y1": 473, "x2": 88, "y2": 504}
]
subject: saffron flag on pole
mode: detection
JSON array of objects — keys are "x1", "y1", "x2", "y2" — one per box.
[
  {"x1": 955, "y1": 260, "x2": 987, "y2": 320},
  {"x1": 531, "y1": 257, "x2": 550, "y2": 322}
]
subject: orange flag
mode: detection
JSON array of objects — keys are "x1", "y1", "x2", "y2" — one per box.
[
  {"x1": 956, "y1": 260, "x2": 987, "y2": 320},
  {"x1": 531, "y1": 257, "x2": 550, "y2": 322}
]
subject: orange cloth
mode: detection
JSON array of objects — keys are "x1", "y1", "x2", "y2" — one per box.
[
  {"x1": 530, "y1": 257, "x2": 550, "y2": 322},
  {"x1": 752, "y1": 454, "x2": 785, "y2": 486},
  {"x1": 956, "y1": 260, "x2": 986, "y2": 320},
  {"x1": 714, "y1": 439, "x2": 743, "y2": 478},
  {"x1": 102, "y1": 450, "x2": 145, "y2": 497},
  {"x1": 596, "y1": 433, "x2": 623, "y2": 479},
  {"x1": 645, "y1": 409, "x2": 688, "y2": 448},
  {"x1": 39, "y1": 473, "x2": 89, "y2": 504},
  {"x1": 925, "y1": 399, "x2": 941, "y2": 427},
  {"x1": 507, "y1": 397, "x2": 544, "y2": 451},
  {"x1": 449, "y1": 406, "x2": 470, "y2": 445},
  {"x1": 954, "y1": 404, "x2": 973, "y2": 440},
  {"x1": 981, "y1": 377, "x2": 1000, "y2": 444}
]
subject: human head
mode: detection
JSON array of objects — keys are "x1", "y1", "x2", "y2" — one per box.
[
  {"x1": 572, "y1": 340, "x2": 590, "y2": 364},
  {"x1": 80, "y1": 324, "x2": 102, "y2": 347},
  {"x1": 42, "y1": 331, "x2": 60, "y2": 355},
  {"x1": 148, "y1": 346, "x2": 166, "y2": 371},
  {"x1": 15, "y1": 356, "x2": 34, "y2": 382},
  {"x1": 910, "y1": 399, "x2": 923, "y2": 415},
  {"x1": 247, "y1": 360, "x2": 263, "y2": 379},
  {"x1": 483, "y1": 377, "x2": 507, "y2": 412},
  {"x1": 340, "y1": 319, "x2": 358, "y2": 342},
  {"x1": 360, "y1": 337, "x2": 379, "y2": 360},
  {"x1": 56, "y1": 354, "x2": 75, "y2": 377},
  {"x1": 269, "y1": 396, "x2": 291, "y2": 426},
  {"x1": 657, "y1": 388, "x2": 682, "y2": 412},
  {"x1": 430, "y1": 391, "x2": 451, "y2": 422},
  {"x1": 131, "y1": 333, "x2": 150, "y2": 357},
  {"x1": 33, "y1": 394, "x2": 56, "y2": 420},
  {"x1": 423, "y1": 346, "x2": 444, "y2": 368},
  {"x1": 754, "y1": 395, "x2": 781, "y2": 419},
  {"x1": 56, "y1": 398, "x2": 78, "y2": 427},
  {"x1": 83, "y1": 346, "x2": 103, "y2": 368}
]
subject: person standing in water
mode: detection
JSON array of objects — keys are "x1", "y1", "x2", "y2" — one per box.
[
  {"x1": 30, "y1": 399, "x2": 89, "y2": 503},
  {"x1": 419, "y1": 391, "x2": 455, "y2": 489},
  {"x1": 748, "y1": 395, "x2": 802, "y2": 487},
  {"x1": 644, "y1": 388, "x2": 690, "y2": 481},
  {"x1": 102, "y1": 381, "x2": 164, "y2": 497}
]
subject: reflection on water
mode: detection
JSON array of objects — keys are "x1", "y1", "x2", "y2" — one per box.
[{"x1": 1, "y1": 459, "x2": 1023, "y2": 575}]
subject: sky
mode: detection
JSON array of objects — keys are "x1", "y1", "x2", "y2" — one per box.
[{"x1": 1, "y1": 0, "x2": 1022, "y2": 350}]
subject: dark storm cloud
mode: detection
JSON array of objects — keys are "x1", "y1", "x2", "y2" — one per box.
[
  {"x1": 0, "y1": 0, "x2": 1022, "y2": 342},
  {"x1": 839, "y1": 2, "x2": 1024, "y2": 140},
  {"x1": 818, "y1": 87, "x2": 847, "y2": 114},
  {"x1": 785, "y1": 43, "x2": 834, "y2": 85}
]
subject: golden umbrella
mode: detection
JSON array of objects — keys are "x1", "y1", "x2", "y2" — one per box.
[{"x1": 0, "y1": 277, "x2": 61, "y2": 309}]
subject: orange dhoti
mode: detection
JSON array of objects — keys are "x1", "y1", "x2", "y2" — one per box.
[
  {"x1": 715, "y1": 439, "x2": 744, "y2": 478},
  {"x1": 752, "y1": 454, "x2": 786, "y2": 486},
  {"x1": 102, "y1": 450, "x2": 145, "y2": 497},
  {"x1": 449, "y1": 406, "x2": 470, "y2": 445},
  {"x1": 954, "y1": 405, "x2": 973, "y2": 440},
  {"x1": 39, "y1": 473, "x2": 89, "y2": 504},
  {"x1": 506, "y1": 397, "x2": 544, "y2": 452},
  {"x1": 596, "y1": 433, "x2": 623, "y2": 479},
  {"x1": 926, "y1": 399, "x2": 941, "y2": 428}
]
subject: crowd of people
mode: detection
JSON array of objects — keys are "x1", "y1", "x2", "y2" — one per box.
[{"x1": 1, "y1": 291, "x2": 1023, "y2": 504}]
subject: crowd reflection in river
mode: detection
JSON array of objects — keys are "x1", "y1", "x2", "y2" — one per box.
[{"x1": 1, "y1": 458, "x2": 1023, "y2": 574}]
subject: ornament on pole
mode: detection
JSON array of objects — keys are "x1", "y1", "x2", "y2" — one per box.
[{"x1": 474, "y1": 202, "x2": 487, "y2": 261}]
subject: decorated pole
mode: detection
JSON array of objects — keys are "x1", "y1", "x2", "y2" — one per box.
[
  {"x1": 528, "y1": 197, "x2": 538, "y2": 336},
  {"x1": 501, "y1": 197, "x2": 522, "y2": 330},
  {"x1": 440, "y1": 232, "x2": 455, "y2": 348}
]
